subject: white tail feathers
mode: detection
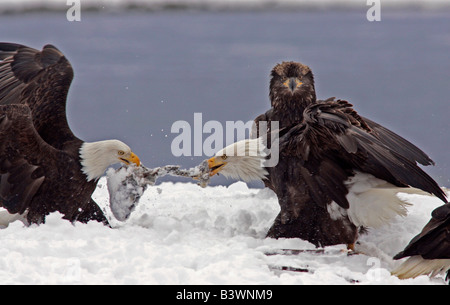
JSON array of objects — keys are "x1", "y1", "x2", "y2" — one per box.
[
  {"x1": 328, "y1": 172, "x2": 418, "y2": 228},
  {"x1": 392, "y1": 256, "x2": 450, "y2": 279}
]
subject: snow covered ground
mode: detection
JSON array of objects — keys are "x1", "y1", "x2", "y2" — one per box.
[{"x1": 0, "y1": 178, "x2": 447, "y2": 285}]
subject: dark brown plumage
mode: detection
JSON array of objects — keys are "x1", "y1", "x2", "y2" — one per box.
[
  {"x1": 0, "y1": 104, "x2": 103, "y2": 224},
  {"x1": 393, "y1": 203, "x2": 450, "y2": 280},
  {"x1": 396, "y1": 203, "x2": 450, "y2": 259},
  {"x1": 0, "y1": 43, "x2": 140, "y2": 225},
  {"x1": 254, "y1": 61, "x2": 447, "y2": 247}
]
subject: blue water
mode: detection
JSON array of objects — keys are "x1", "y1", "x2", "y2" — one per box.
[{"x1": 0, "y1": 10, "x2": 449, "y2": 187}]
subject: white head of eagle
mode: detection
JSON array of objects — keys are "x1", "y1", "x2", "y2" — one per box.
[
  {"x1": 207, "y1": 138, "x2": 268, "y2": 183},
  {"x1": 80, "y1": 139, "x2": 140, "y2": 181}
]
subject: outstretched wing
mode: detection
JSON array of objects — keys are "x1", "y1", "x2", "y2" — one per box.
[
  {"x1": 0, "y1": 104, "x2": 64, "y2": 214},
  {"x1": 314, "y1": 97, "x2": 435, "y2": 167},
  {"x1": 0, "y1": 43, "x2": 77, "y2": 149},
  {"x1": 362, "y1": 117, "x2": 435, "y2": 166},
  {"x1": 279, "y1": 99, "x2": 447, "y2": 210}
]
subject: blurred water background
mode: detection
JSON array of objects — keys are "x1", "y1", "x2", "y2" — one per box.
[{"x1": 0, "y1": 0, "x2": 449, "y2": 187}]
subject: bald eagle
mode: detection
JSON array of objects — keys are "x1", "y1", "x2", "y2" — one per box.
[
  {"x1": 208, "y1": 61, "x2": 447, "y2": 249},
  {"x1": 392, "y1": 203, "x2": 450, "y2": 281},
  {"x1": 0, "y1": 43, "x2": 140, "y2": 225}
]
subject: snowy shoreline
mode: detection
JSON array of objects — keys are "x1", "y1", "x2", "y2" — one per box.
[
  {"x1": 1, "y1": 0, "x2": 450, "y2": 14},
  {"x1": 0, "y1": 179, "x2": 447, "y2": 284}
]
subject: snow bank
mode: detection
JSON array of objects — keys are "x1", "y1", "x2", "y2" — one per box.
[
  {"x1": 0, "y1": 0, "x2": 449, "y2": 13},
  {"x1": 0, "y1": 179, "x2": 447, "y2": 284}
]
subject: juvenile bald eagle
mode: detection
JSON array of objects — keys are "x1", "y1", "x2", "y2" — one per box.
[
  {"x1": 0, "y1": 43, "x2": 140, "y2": 225},
  {"x1": 392, "y1": 203, "x2": 450, "y2": 281},
  {"x1": 208, "y1": 61, "x2": 447, "y2": 249}
]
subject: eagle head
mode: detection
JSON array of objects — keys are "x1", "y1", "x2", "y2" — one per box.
[
  {"x1": 269, "y1": 61, "x2": 316, "y2": 109},
  {"x1": 207, "y1": 138, "x2": 268, "y2": 183},
  {"x1": 80, "y1": 140, "x2": 140, "y2": 181}
]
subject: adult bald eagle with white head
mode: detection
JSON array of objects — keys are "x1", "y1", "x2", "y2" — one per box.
[
  {"x1": 0, "y1": 43, "x2": 140, "y2": 225},
  {"x1": 208, "y1": 61, "x2": 447, "y2": 250}
]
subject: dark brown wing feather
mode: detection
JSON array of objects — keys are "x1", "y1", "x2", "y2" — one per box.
[
  {"x1": 0, "y1": 43, "x2": 78, "y2": 150},
  {"x1": 0, "y1": 104, "x2": 106, "y2": 224},
  {"x1": 394, "y1": 203, "x2": 450, "y2": 260},
  {"x1": 0, "y1": 43, "x2": 107, "y2": 224},
  {"x1": 279, "y1": 99, "x2": 447, "y2": 209},
  {"x1": 362, "y1": 116, "x2": 435, "y2": 166},
  {"x1": 0, "y1": 104, "x2": 56, "y2": 214},
  {"x1": 257, "y1": 98, "x2": 446, "y2": 246}
]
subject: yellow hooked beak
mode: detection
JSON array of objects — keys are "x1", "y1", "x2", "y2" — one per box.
[
  {"x1": 283, "y1": 77, "x2": 302, "y2": 92},
  {"x1": 208, "y1": 156, "x2": 228, "y2": 177},
  {"x1": 119, "y1": 152, "x2": 141, "y2": 167}
]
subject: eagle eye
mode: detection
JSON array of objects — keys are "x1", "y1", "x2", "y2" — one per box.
[
  {"x1": 118, "y1": 150, "x2": 125, "y2": 156},
  {"x1": 221, "y1": 154, "x2": 228, "y2": 160}
]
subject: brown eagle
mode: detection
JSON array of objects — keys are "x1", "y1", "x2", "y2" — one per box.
[
  {"x1": 208, "y1": 61, "x2": 447, "y2": 249},
  {"x1": 0, "y1": 43, "x2": 140, "y2": 226},
  {"x1": 392, "y1": 202, "x2": 450, "y2": 281}
]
